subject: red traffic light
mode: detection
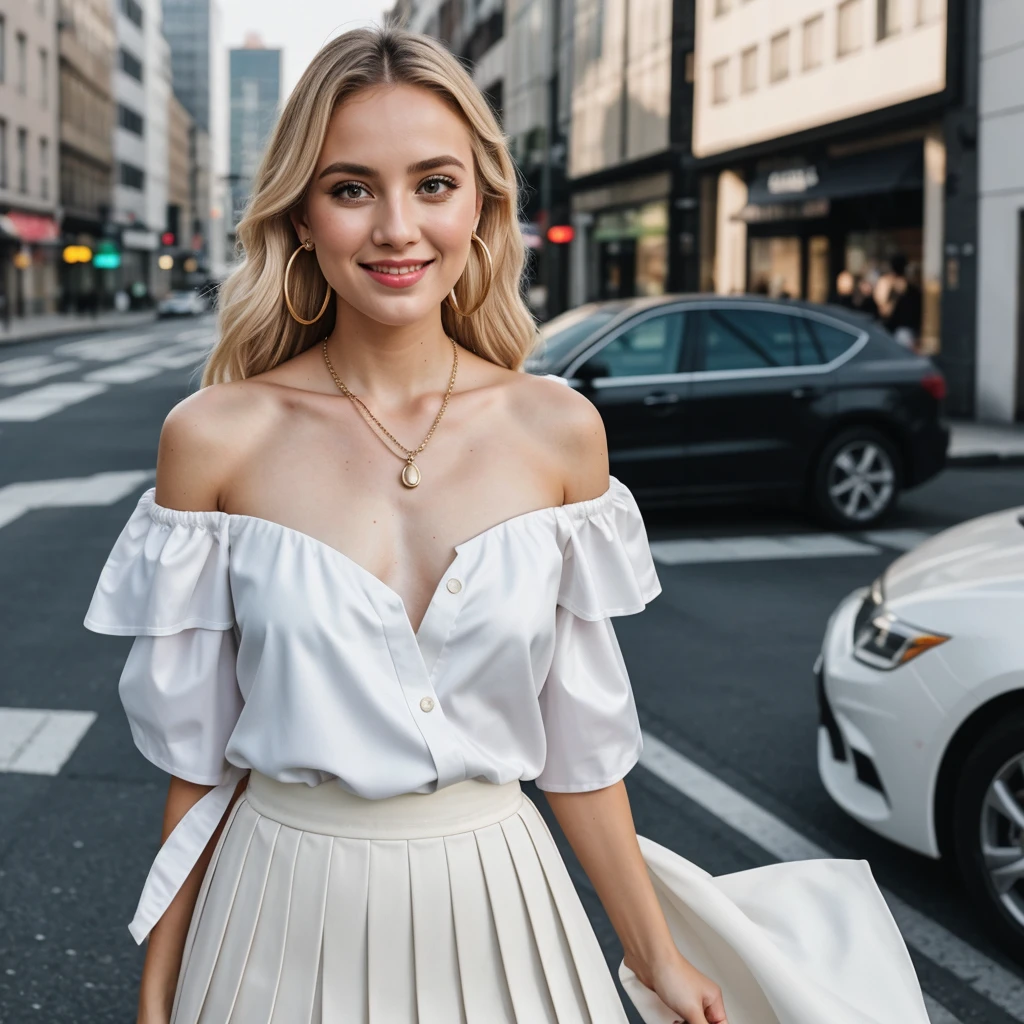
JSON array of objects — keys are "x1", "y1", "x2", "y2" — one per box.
[
  {"x1": 161, "y1": 232, "x2": 176, "y2": 246},
  {"x1": 546, "y1": 225, "x2": 574, "y2": 244}
]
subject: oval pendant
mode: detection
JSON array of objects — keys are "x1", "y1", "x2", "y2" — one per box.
[{"x1": 401, "y1": 462, "x2": 421, "y2": 488}]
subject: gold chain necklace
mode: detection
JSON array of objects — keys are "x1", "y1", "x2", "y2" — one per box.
[{"x1": 321, "y1": 336, "x2": 458, "y2": 489}]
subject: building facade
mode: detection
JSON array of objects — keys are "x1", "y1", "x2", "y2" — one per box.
[
  {"x1": 228, "y1": 37, "x2": 280, "y2": 236},
  {"x1": 567, "y1": 0, "x2": 697, "y2": 308},
  {"x1": 167, "y1": 89, "x2": 195, "y2": 286},
  {"x1": 161, "y1": 0, "x2": 226, "y2": 276},
  {"x1": 976, "y1": 0, "x2": 1024, "y2": 423},
  {"x1": 0, "y1": 0, "x2": 61, "y2": 324},
  {"x1": 57, "y1": 0, "x2": 116, "y2": 313},
  {"x1": 111, "y1": 0, "x2": 172, "y2": 304},
  {"x1": 691, "y1": 0, "x2": 979, "y2": 416}
]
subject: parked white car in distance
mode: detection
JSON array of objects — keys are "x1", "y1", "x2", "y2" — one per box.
[
  {"x1": 817, "y1": 506, "x2": 1024, "y2": 961},
  {"x1": 157, "y1": 289, "x2": 207, "y2": 318}
]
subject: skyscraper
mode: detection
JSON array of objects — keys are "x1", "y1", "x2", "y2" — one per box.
[
  {"x1": 161, "y1": 0, "x2": 226, "y2": 274},
  {"x1": 229, "y1": 36, "x2": 281, "y2": 233}
]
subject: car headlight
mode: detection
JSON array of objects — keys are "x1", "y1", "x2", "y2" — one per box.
[{"x1": 852, "y1": 577, "x2": 949, "y2": 670}]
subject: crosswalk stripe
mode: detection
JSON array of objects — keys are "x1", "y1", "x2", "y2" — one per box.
[
  {"x1": 0, "y1": 381, "x2": 109, "y2": 421},
  {"x1": 650, "y1": 533, "x2": 879, "y2": 565},
  {"x1": 638, "y1": 731, "x2": 1024, "y2": 1022},
  {"x1": 0, "y1": 708, "x2": 97, "y2": 775},
  {"x1": 53, "y1": 335, "x2": 160, "y2": 361},
  {"x1": 0, "y1": 360, "x2": 82, "y2": 387},
  {"x1": 0, "y1": 470, "x2": 153, "y2": 529},
  {"x1": 84, "y1": 363, "x2": 164, "y2": 384},
  {"x1": 862, "y1": 529, "x2": 933, "y2": 552}
]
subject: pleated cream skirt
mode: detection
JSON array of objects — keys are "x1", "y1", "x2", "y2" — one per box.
[{"x1": 170, "y1": 772, "x2": 630, "y2": 1024}]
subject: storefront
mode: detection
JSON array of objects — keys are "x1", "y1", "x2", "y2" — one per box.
[
  {"x1": 738, "y1": 142, "x2": 925, "y2": 307},
  {"x1": 0, "y1": 211, "x2": 62, "y2": 323},
  {"x1": 570, "y1": 173, "x2": 672, "y2": 304}
]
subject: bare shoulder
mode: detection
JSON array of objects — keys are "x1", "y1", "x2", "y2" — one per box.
[
  {"x1": 507, "y1": 372, "x2": 609, "y2": 503},
  {"x1": 155, "y1": 378, "x2": 282, "y2": 511}
]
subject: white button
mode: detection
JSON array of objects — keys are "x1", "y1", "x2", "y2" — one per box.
[
  {"x1": 446, "y1": 578, "x2": 462, "y2": 594},
  {"x1": 419, "y1": 696, "x2": 435, "y2": 712}
]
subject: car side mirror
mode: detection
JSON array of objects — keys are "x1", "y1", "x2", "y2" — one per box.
[{"x1": 575, "y1": 359, "x2": 610, "y2": 387}]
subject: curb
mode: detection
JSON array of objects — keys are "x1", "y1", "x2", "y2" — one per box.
[
  {"x1": 0, "y1": 313, "x2": 158, "y2": 348},
  {"x1": 948, "y1": 452, "x2": 1024, "y2": 468}
]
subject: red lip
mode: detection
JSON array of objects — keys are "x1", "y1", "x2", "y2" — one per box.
[
  {"x1": 360, "y1": 260, "x2": 433, "y2": 289},
  {"x1": 359, "y1": 259, "x2": 435, "y2": 268}
]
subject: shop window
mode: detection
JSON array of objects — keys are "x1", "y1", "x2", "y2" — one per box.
[
  {"x1": 712, "y1": 58, "x2": 730, "y2": 104},
  {"x1": 741, "y1": 46, "x2": 758, "y2": 94},
  {"x1": 589, "y1": 313, "x2": 686, "y2": 378},
  {"x1": 803, "y1": 14, "x2": 825, "y2": 70},
  {"x1": 877, "y1": 0, "x2": 899, "y2": 38},
  {"x1": 837, "y1": 0, "x2": 864, "y2": 57},
  {"x1": 693, "y1": 309, "x2": 801, "y2": 372},
  {"x1": 769, "y1": 32, "x2": 790, "y2": 83}
]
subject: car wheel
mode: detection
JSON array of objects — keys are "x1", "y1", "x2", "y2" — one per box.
[
  {"x1": 952, "y1": 712, "x2": 1024, "y2": 965},
  {"x1": 811, "y1": 426, "x2": 901, "y2": 530}
]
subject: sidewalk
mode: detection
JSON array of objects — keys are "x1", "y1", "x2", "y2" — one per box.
[
  {"x1": 0, "y1": 310, "x2": 157, "y2": 347},
  {"x1": 949, "y1": 419, "x2": 1024, "y2": 466}
]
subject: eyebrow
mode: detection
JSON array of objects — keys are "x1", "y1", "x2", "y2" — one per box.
[{"x1": 317, "y1": 155, "x2": 467, "y2": 180}]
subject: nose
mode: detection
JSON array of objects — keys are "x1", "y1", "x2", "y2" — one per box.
[{"x1": 370, "y1": 189, "x2": 420, "y2": 250}]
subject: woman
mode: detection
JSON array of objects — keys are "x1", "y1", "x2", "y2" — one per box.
[{"x1": 84, "y1": 26, "x2": 929, "y2": 1024}]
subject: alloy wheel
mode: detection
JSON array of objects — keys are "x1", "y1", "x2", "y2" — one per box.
[
  {"x1": 826, "y1": 441, "x2": 896, "y2": 523},
  {"x1": 980, "y1": 751, "x2": 1024, "y2": 928}
]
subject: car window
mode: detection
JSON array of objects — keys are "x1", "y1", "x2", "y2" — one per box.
[
  {"x1": 692, "y1": 309, "x2": 799, "y2": 372},
  {"x1": 804, "y1": 318, "x2": 859, "y2": 362},
  {"x1": 583, "y1": 313, "x2": 685, "y2": 378},
  {"x1": 528, "y1": 306, "x2": 619, "y2": 369}
]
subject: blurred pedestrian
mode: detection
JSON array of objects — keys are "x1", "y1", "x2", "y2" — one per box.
[
  {"x1": 883, "y1": 254, "x2": 922, "y2": 351},
  {"x1": 833, "y1": 269, "x2": 855, "y2": 308},
  {"x1": 852, "y1": 274, "x2": 879, "y2": 319}
]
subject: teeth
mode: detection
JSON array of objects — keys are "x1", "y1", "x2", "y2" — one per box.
[{"x1": 367, "y1": 263, "x2": 426, "y2": 275}]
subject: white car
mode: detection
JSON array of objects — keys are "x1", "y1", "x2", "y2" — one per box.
[
  {"x1": 817, "y1": 506, "x2": 1024, "y2": 960},
  {"x1": 157, "y1": 289, "x2": 207, "y2": 318}
]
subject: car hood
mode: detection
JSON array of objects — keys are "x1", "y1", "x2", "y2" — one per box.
[{"x1": 884, "y1": 506, "x2": 1024, "y2": 601}]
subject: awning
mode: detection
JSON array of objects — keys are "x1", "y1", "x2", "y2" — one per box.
[
  {"x1": 744, "y1": 142, "x2": 924, "y2": 207},
  {"x1": 6, "y1": 211, "x2": 61, "y2": 243}
]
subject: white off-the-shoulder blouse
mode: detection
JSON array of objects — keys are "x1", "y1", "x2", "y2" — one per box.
[{"x1": 84, "y1": 476, "x2": 662, "y2": 942}]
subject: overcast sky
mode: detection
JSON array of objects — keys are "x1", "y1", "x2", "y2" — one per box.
[{"x1": 220, "y1": 1, "x2": 394, "y2": 98}]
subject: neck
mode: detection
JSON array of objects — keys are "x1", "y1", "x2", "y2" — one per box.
[{"x1": 323, "y1": 299, "x2": 456, "y2": 403}]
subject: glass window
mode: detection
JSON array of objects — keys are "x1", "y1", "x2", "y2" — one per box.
[
  {"x1": 16, "y1": 32, "x2": 26, "y2": 94},
  {"x1": 39, "y1": 49, "x2": 48, "y2": 107},
  {"x1": 712, "y1": 58, "x2": 729, "y2": 104},
  {"x1": 589, "y1": 312, "x2": 685, "y2": 377},
  {"x1": 39, "y1": 137, "x2": 48, "y2": 199},
  {"x1": 769, "y1": 31, "x2": 790, "y2": 83},
  {"x1": 529, "y1": 305, "x2": 619, "y2": 370},
  {"x1": 0, "y1": 120, "x2": 6, "y2": 189},
  {"x1": 805, "y1": 318, "x2": 859, "y2": 362},
  {"x1": 694, "y1": 308, "x2": 801, "y2": 371},
  {"x1": 837, "y1": 0, "x2": 864, "y2": 57},
  {"x1": 0, "y1": 17, "x2": 5, "y2": 84},
  {"x1": 740, "y1": 46, "x2": 757, "y2": 94},
  {"x1": 16, "y1": 127, "x2": 27, "y2": 193},
  {"x1": 803, "y1": 15, "x2": 824, "y2": 70},
  {"x1": 877, "y1": 0, "x2": 899, "y2": 39}
]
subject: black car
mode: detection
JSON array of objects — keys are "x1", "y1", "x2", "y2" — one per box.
[{"x1": 526, "y1": 295, "x2": 949, "y2": 529}]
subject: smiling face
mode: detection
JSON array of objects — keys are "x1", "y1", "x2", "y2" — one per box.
[{"x1": 291, "y1": 83, "x2": 484, "y2": 328}]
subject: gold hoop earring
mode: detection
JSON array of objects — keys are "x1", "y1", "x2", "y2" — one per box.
[
  {"x1": 284, "y1": 238, "x2": 332, "y2": 325},
  {"x1": 446, "y1": 230, "x2": 493, "y2": 318}
]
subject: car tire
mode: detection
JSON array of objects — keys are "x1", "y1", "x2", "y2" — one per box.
[
  {"x1": 810, "y1": 426, "x2": 901, "y2": 530},
  {"x1": 952, "y1": 712, "x2": 1024, "y2": 966}
]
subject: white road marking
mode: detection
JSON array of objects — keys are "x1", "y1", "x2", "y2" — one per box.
[
  {"x1": 0, "y1": 359, "x2": 81, "y2": 386},
  {"x1": 649, "y1": 534, "x2": 879, "y2": 565},
  {"x1": 862, "y1": 529, "x2": 934, "y2": 552},
  {"x1": 0, "y1": 709, "x2": 97, "y2": 775},
  {"x1": 638, "y1": 732, "x2": 1024, "y2": 1022},
  {"x1": 84, "y1": 362, "x2": 163, "y2": 384},
  {"x1": 0, "y1": 381, "x2": 108, "y2": 421},
  {"x1": 53, "y1": 335, "x2": 160, "y2": 361},
  {"x1": 175, "y1": 326, "x2": 214, "y2": 342},
  {"x1": 924, "y1": 995, "x2": 961, "y2": 1024},
  {"x1": 0, "y1": 470, "x2": 153, "y2": 529},
  {"x1": 134, "y1": 347, "x2": 209, "y2": 370}
]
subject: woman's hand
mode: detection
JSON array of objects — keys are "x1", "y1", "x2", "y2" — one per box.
[{"x1": 624, "y1": 948, "x2": 728, "y2": 1024}]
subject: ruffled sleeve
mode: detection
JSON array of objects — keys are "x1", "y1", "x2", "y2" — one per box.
[
  {"x1": 84, "y1": 487, "x2": 243, "y2": 788},
  {"x1": 534, "y1": 477, "x2": 661, "y2": 792}
]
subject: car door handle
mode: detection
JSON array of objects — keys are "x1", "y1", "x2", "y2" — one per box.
[
  {"x1": 643, "y1": 391, "x2": 681, "y2": 406},
  {"x1": 791, "y1": 386, "x2": 822, "y2": 400}
]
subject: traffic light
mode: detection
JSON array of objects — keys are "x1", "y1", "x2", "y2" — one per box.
[{"x1": 161, "y1": 231, "x2": 175, "y2": 246}]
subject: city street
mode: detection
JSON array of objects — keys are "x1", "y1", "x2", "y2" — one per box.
[{"x1": 1, "y1": 320, "x2": 1023, "y2": 1024}]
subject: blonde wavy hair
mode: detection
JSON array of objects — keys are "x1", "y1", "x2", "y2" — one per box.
[{"x1": 202, "y1": 23, "x2": 539, "y2": 387}]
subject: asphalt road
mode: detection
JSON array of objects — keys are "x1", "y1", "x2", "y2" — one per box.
[{"x1": 1, "y1": 318, "x2": 1022, "y2": 1024}]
